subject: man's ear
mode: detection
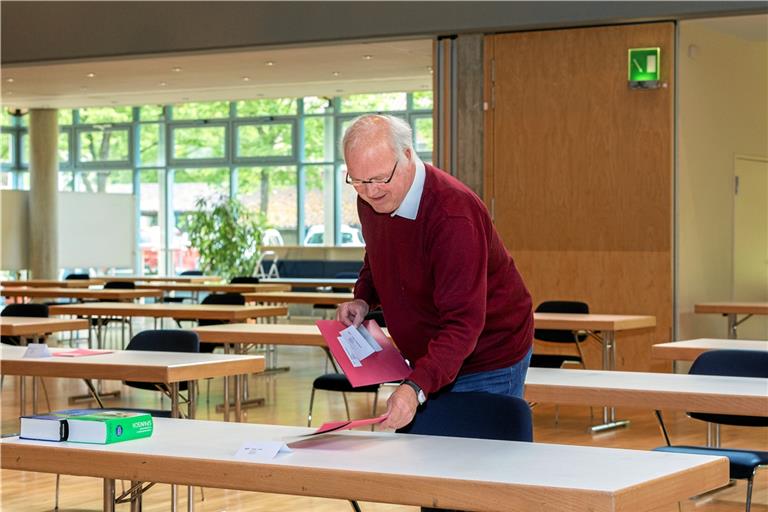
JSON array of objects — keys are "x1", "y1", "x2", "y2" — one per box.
[{"x1": 403, "y1": 147, "x2": 413, "y2": 162}]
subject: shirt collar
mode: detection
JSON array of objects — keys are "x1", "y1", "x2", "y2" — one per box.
[{"x1": 392, "y1": 156, "x2": 425, "y2": 220}]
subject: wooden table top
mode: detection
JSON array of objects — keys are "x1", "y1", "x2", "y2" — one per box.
[
  {"x1": 0, "y1": 345, "x2": 265, "y2": 382},
  {"x1": 0, "y1": 418, "x2": 727, "y2": 512},
  {"x1": 652, "y1": 338, "x2": 768, "y2": 361},
  {"x1": 694, "y1": 302, "x2": 768, "y2": 315},
  {"x1": 243, "y1": 291, "x2": 354, "y2": 305},
  {"x1": 524, "y1": 367, "x2": 768, "y2": 416},
  {"x1": 0, "y1": 279, "x2": 104, "y2": 288},
  {"x1": 135, "y1": 282, "x2": 291, "y2": 293},
  {"x1": 194, "y1": 323, "x2": 328, "y2": 346},
  {"x1": 49, "y1": 303, "x2": 288, "y2": 321},
  {"x1": 532, "y1": 312, "x2": 656, "y2": 332},
  {"x1": 0, "y1": 317, "x2": 89, "y2": 336},
  {"x1": 261, "y1": 277, "x2": 357, "y2": 289},
  {"x1": 1, "y1": 287, "x2": 164, "y2": 300},
  {"x1": 95, "y1": 275, "x2": 219, "y2": 283}
]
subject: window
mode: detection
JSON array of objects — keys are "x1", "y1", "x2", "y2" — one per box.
[
  {"x1": 171, "y1": 125, "x2": 226, "y2": 161},
  {"x1": 77, "y1": 127, "x2": 130, "y2": 163},
  {"x1": 6, "y1": 91, "x2": 432, "y2": 271},
  {"x1": 236, "y1": 122, "x2": 295, "y2": 160}
]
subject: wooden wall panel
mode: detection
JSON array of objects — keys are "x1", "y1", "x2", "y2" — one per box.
[{"x1": 486, "y1": 23, "x2": 674, "y2": 371}]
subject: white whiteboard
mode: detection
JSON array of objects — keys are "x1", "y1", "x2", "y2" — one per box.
[
  {"x1": 58, "y1": 192, "x2": 135, "y2": 268},
  {"x1": 0, "y1": 190, "x2": 135, "y2": 270}
]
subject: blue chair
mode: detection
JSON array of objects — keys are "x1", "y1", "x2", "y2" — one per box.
[
  {"x1": 395, "y1": 392, "x2": 533, "y2": 512},
  {"x1": 653, "y1": 349, "x2": 768, "y2": 512},
  {"x1": 123, "y1": 329, "x2": 200, "y2": 413},
  {"x1": 196, "y1": 293, "x2": 246, "y2": 353},
  {"x1": 230, "y1": 276, "x2": 260, "y2": 284},
  {"x1": 65, "y1": 273, "x2": 90, "y2": 280}
]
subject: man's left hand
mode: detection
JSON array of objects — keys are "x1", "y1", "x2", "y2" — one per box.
[{"x1": 380, "y1": 384, "x2": 419, "y2": 430}]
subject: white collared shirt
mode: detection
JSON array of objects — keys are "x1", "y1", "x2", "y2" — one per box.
[{"x1": 391, "y1": 156, "x2": 425, "y2": 220}]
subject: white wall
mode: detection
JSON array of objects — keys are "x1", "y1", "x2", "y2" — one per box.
[{"x1": 678, "y1": 17, "x2": 768, "y2": 339}]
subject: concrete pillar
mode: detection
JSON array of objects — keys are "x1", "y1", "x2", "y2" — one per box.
[{"x1": 29, "y1": 109, "x2": 59, "y2": 278}]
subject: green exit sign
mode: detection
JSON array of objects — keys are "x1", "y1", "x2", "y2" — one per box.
[{"x1": 628, "y1": 47, "x2": 661, "y2": 89}]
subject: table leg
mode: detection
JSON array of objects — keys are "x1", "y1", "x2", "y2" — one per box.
[
  {"x1": 171, "y1": 382, "x2": 180, "y2": 418},
  {"x1": 188, "y1": 381, "x2": 196, "y2": 419},
  {"x1": 727, "y1": 313, "x2": 737, "y2": 339},
  {"x1": 223, "y1": 344, "x2": 230, "y2": 422},
  {"x1": 103, "y1": 478, "x2": 116, "y2": 512},
  {"x1": 18, "y1": 375, "x2": 26, "y2": 417},
  {"x1": 590, "y1": 330, "x2": 630, "y2": 433},
  {"x1": 130, "y1": 480, "x2": 142, "y2": 512},
  {"x1": 235, "y1": 374, "x2": 242, "y2": 422},
  {"x1": 171, "y1": 483, "x2": 178, "y2": 512},
  {"x1": 32, "y1": 376, "x2": 38, "y2": 415}
]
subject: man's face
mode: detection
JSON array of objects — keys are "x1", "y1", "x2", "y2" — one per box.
[{"x1": 345, "y1": 143, "x2": 413, "y2": 214}]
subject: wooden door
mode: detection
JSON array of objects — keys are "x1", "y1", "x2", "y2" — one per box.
[{"x1": 485, "y1": 23, "x2": 675, "y2": 371}]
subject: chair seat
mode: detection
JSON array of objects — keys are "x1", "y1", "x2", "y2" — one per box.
[
  {"x1": 312, "y1": 373, "x2": 379, "y2": 393},
  {"x1": 124, "y1": 380, "x2": 189, "y2": 392},
  {"x1": 654, "y1": 445, "x2": 768, "y2": 480},
  {"x1": 529, "y1": 354, "x2": 580, "y2": 368}
]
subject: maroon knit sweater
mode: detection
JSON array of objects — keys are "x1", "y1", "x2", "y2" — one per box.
[{"x1": 354, "y1": 163, "x2": 533, "y2": 395}]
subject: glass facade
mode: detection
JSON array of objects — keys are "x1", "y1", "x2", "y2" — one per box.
[{"x1": 0, "y1": 92, "x2": 433, "y2": 273}]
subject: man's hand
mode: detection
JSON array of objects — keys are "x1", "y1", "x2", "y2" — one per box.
[
  {"x1": 336, "y1": 299, "x2": 370, "y2": 327},
  {"x1": 380, "y1": 384, "x2": 419, "y2": 430}
]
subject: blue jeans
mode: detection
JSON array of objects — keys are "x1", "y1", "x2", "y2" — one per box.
[{"x1": 450, "y1": 346, "x2": 533, "y2": 398}]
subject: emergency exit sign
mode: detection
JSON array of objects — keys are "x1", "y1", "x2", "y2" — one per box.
[{"x1": 628, "y1": 47, "x2": 661, "y2": 89}]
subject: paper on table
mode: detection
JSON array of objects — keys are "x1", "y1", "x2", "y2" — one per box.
[
  {"x1": 234, "y1": 441, "x2": 292, "y2": 461},
  {"x1": 53, "y1": 348, "x2": 113, "y2": 357},
  {"x1": 22, "y1": 344, "x2": 51, "y2": 358},
  {"x1": 309, "y1": 413, "x2": 389, "y2": 436}
]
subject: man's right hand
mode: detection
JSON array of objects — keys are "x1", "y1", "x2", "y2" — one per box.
[{"x1": 336, "y1": 299, "x2": 370, "y2": 327}]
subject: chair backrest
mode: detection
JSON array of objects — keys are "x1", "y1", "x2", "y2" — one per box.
[
  {"x1": 332, "y1": 271, "x2": 358, "y2": 293},
  {"x1": 104, "y1": 281, "x2": 135, "y2": 289},
  {"x1": 202, "y1": 293, "x2": 245, "y2": 306},
  {"x1": 397, "y1": 391, "x2": 533, "y2": 442},
  {"x1": 2, "y1": 303, "x2": 49, "y2": 318},
  {"x1": 65, "y1": 273, "x2": 90, "y2": 280},
  {"x1": 688, "y1": 349, "x2": 768, "y2": 427},
  {"x1": 199, "y1": 292, "x2": 245, "y2": 327},
  {"x1": 179, "y1": 270, "x2": 203, "y2": 276},
  {"x1": 534, "y1": 300, "x2": 589, "y2": 343},
  {"x1": 126, "y1": 329, "x2": 199, "y2": 353},
  {"x1": 230, "y1": 276, "x2": 260, "y2": 284}
]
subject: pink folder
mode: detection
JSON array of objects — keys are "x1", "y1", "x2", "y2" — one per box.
[
  {"x1": 311, "y1": 413, "x2": 389, "y2": 435},
  {"x1": 316, "y1": 319, "x2": 411, "y2": 387},
  {"x1": 53, "y1": 348, "x2": 113, "y2": 357}
]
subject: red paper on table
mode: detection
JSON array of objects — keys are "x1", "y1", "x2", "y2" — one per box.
[
  {"x1": 53, "y1": 348, "x2": 113, "y2": 357},
  {"x1": 311, "y1": 413, "x2": 389, "y2": 435},
  {"x1": 316, "y1": 319, "x2": 411, "y2": 387}
]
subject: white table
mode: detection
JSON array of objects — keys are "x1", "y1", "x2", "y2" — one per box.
[
  {"x1": 694, "y1": 302, "x2": 768, "y2": 339},
  {"x1": 0, "y1": 418, "x2": 728, "y2": 512},
  {"x1": 524, "y1": 367, "x2": 768, "y2": 417},
  {"x1": 652, "y1": 338, "x2": 768, "y2": 362}
]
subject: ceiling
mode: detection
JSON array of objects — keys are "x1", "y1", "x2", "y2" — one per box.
[{"x1": 0, "y1": 38, "x2": 433, "y2": 110}]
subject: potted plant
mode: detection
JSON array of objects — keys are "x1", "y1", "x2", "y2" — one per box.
[{"x1": 184, "y1": 195, "x2": 269, "y2": 281}]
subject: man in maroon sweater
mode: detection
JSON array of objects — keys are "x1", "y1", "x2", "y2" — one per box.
[{"x1": 337, "y1": 114, "x2": 533, "y2": 430}]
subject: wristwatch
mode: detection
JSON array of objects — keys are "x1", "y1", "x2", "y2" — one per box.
[{"x1": 402, "y1": 379, "x2": 427, "y2": 405}]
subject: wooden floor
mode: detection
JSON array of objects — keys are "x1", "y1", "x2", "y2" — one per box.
[{"x1": 1, "y1": 320, "x2": 766, "y2": 511}]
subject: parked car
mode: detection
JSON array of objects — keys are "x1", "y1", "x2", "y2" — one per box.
[{"x1": 303, "y1": 224, "x2": 364, "y2": 246}]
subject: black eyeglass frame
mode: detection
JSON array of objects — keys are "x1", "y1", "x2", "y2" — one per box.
[{"x1": 345, "y1": 160, "x2": 399, "y2": 186}]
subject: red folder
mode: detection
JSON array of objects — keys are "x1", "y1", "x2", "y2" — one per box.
[{"x1": 316, "y1": 319, "x2": 411, "y2": 387}]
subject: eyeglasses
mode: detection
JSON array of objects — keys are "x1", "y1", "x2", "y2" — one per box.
[{"x1": 345, "y1": 160, "x2": 398, "y2": 186}]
